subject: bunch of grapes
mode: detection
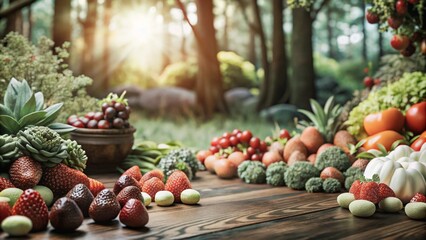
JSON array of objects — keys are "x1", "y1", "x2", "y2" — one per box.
[
  {"x1": 67, "y1": 92, "x2": 131, "y2": 129},
  {"x1": 366, "y1": 0, "x2": 425, "y2": 57},
  {"x1": 209, "y1": 129, "x2": 268, "y2": 161}
]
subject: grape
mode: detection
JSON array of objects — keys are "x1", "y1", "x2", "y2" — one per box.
[
  {"x1": 114, "y1": 102, "x2": 126, "y2": 112},
  {"x1": 98, "y1": 120, "x2": 110, "y2": 129},
  {"x1": 113, "y1": 118, "x2": 124, "y2": 129},
  {"x1": 117, "y1": 111, "x2": 129, "y2": 120},
  {"x1": 87, "y1": 119, "x2": 98, "y2": 129},
  {"x1": 104, "y1": 107, "x2": 117, "y2": 120}
]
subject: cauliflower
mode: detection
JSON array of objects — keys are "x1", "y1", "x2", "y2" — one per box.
[
  {"x1": 266, "y1": 162, "x2": 288, "y2": 186},
  {"x1": 315, "y1": 146, "x2": 351, "y2": 172},
  {"x1": 323, "y1": 178, "x2": 341, "y2": 193},
  {"x1": 284, "y1": 162, "x2": 320, "y2": 190},
  {"x1": 238, "y1": 160, "x2": 267, "y2": 184},
  {"x1": 305, "y1": 177, "x2": 324, "y2": 193}
]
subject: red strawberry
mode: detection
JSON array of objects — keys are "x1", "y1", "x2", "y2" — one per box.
[
  {"x1": 0, "y1": 201, "x2": 11, "y2": 223},
  {"x1": 117, "y1": 186, "x2": 144, "y2": 208},
  {"x1": 366, "y1": 10, "x2": 379, "y2": 24},
  {"x1": 349, "y1": 180, "x2": 362, "y2": 199},
  {"x1": 40, "y1": 163, "x2": 90, "y2": 198},
  {"x1": 113, "y1": 175, "x2": 141, "y2": 195},
  {"x1": 396, "y1": 0, "x2": 408, "y2": 15},
  {"x1": 122, "y1": 166, "x2": 142, "y2": 181},
  {"x1": 9, "y1": 156, "x2": 42, "y2": 189},
  {"x1": 165, "y1": 171, "x2": 191, "y2": 202},
  {"x1": 88, "y1": 177, "x2": 105, "y2": 197},
  {"x1": 0, "y1": 177, "x2": 15, "y2": 191},
  {"x1": 12, "y1": 189, "x2": 48, "y2": 232},
  {"x1": 410, "y1": 193, "x2": 426, "y2": 203},
  {"x1": 378, "y1": 183, "x2": 396, "y2": 202},
  {"x1": 142, "y1": 177, "x2": 165, "y2": 200},
  {"x1": 119, "y1": 198, "x2": 149, "y2": 228},
  {"x1": 359, "y1": 181, "x2": 379, "y2": 204},
  {"x1": 139, "y1": 169, "x2": 165, "y2": 188}
]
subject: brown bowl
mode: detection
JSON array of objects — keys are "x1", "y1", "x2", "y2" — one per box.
[{"x1": 70, "y1": 127, "x2": 136, "y2": 174}]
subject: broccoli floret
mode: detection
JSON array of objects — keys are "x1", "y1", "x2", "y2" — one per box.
[
  {"x1": 315, "y1": 146, "x2": 351, "y2": 172},
  {"x1": 158, "y1": 148, "x2": 198, "y2": 180},
  {"x1": 238, "y1": 160, "x2": 266, "y2": 184},
  {"x1": 305, "y1": 177, "x2": 324, "y2": 192},
  {"x1": 344, "y1": 166, "x2": 363, "y2": 178},
  {"x1": 323, "y1": 178, "x2": 341, "y2": 193},
  {"x1": 284, "y1": 162, "x2": 320, "y2": 190},
  {"x1": 266, "y1": 162, "x2": 288, "y2": 186}
]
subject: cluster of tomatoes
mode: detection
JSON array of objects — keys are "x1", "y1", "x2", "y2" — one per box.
[{"x1": 209, "y1": 129, "x2": 268, "y2": 161}]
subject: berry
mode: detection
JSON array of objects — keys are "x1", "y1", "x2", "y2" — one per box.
[
  {"x1": 117, "y1": 111, "x2": 129, "y2": 120},
  {"x1": 87, "y1": 119, "x2": 98, "y2": 129},
  {"x1": 390, "y1": 34, "x2": 409, "y2": 50},
  {"x1": 89, "y1": 189, "x2": 120, "y2": 223},
  {"x1": 66, "y1": 183, "x2": 94, "y2": 217},
  {"x1": 119, "y1": 199, "x2": 149, "y2": 228},
  {"x1": 0, "y1": 201, "x2": 11, "y2": 223},
  {"x1": 122, "y1": 166, "x2": 142, "y2": 181},
  {"x1": 366, "y1": 10, "x2": 379, "y2": 24},
  {"x1": 349, "y1": 180, "x2": 362, "y2": 199},
  {"x1": 88, "y1": 177, "x2": 105, "y2": 197},
  {"x1": 396, "y1": 0, "x2": 407, "y2": 15},
  {"x1": 378, "y1": 183, "x2": 396, "y2": 202},
  {"x1": 104, "y1": 107, "x2": 116, "y2": 120},
  {"x1": 79, "y1": 117, "x2": 89, "y2": 126},
  {"x1": 93, "y1": 112, "x2": 104, "y2": 121},
  {"x1": 239, "y1": 130, "x2": 253, "y2": 143},
  {"x1": 279, "y1": 129, "x2": 291, "y2": 140},
  {"x1": 67, "y1": 115, "x2": 78, "y2": 125},
  {"x1": 71, "y1": 120, "x2": 84, "y2": 128},
  {"x1": 97, "y1": 120, "x2": 110, "y2": 129},
  {"x1": 410, "y1": 193, "x2": 426, "y2": 203},
  {"x1": 139, "y1": 169, "x2": 165, "y2": 187},
  {"x1": 112, "y1": 118, "x2": 124, "y2": 129},
  {"x1": 387, "y1": 17, "x2": 402, "y2": 29},
  {"x1": 249, "y1": 137, "x2": 261, "y2": 149},
  {"x1": 113, "y1": 175, "x2": 141, "y2": 195},
  {"x1": 363, "y1": 76, "x2": 374, "y2": 88},
  {"x1": 164, "y1": 170, "x2": 191, "y2": 202},
  {"x1": 142, "y1": 177, "x2": 165, "y2": 200},
  {"x1": 229, "y1": 136, "x2": 239, "y2": 146},
  {"x1": 114, "y1": 102, "x2": 126, "y2": 112},
  {"x1": 219, "y1": 138, "x2": 230, "y2": 149},
  {"x1": 12, "y1": 189, "x2": 48, "y2": 232},
  {"x1": 49, "y1": 197, "x2": 84, "y2": 232},
  {"x1": 359, "y1": 181, "x2": 379, "y2": 204},
  {"x1": 101, "y1": 102, "x2": 111, "y2": 112},
  {"x1": 84, "y1": 112, "x2": 95, "y2": 120},
  {"x1": 9, "y1": 156, "x2": 42, "y2": 190},
  {"x1": 116, "y1": 186, "x2": 144, "y2": 208}
]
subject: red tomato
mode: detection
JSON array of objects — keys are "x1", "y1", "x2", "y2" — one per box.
[
  {"x1": 239, "y1": 130, "x2": 253, "y2": 143},
  {"x1": 362, "y1": 130, "x2": 405, "y2": 151},
  {"x1": 406, "y1": 102, "x2": 426, "y2": 134},
  {"x1": 411, "y1": 137, "x2": 426, "y2": 151},
  {"x1": 363, "y1": 108, "x2": 405, "y2": 136},
  {"x1": 279, "y1": 129, "x2": 291, "y2": 140},
  {"x1": 249, "y1": 137, "x2": 261, "y2": 149}
]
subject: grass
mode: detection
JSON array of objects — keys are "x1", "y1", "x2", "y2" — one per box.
[{"x1": 129, "y1": 111, "x2": 285, "y2": 150}]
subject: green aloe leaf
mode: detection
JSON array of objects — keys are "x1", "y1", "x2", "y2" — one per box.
[
  {"x1": 19, "y1": 94, "x2": 37, "y2": 121},
  {"x1": 48, "y1": 123, "x2": 75, "y2": 134},
  {"x1": 0, "y1": 115, "x2": 20, "y2": 135},
  {"x1": 310, "y1": 99, "x2": 326, "y2": 129},
  {"x1": 0, "y1": 104, "x2": 14, "y2": 117},
  {"x1": 4, "y1": 78, "x2": 21, "y2": 111},
  {"x1": 34, "y1": 92, "x2": 44, "y2": 111},
  {"x1": 18, "y1": 111, "x2": 47, "y2": 127},
  {"x1": 36, "y1": 103, "x2": 63, "y2": 126},
  {"x1": 13, "y1": 80, "x2": 33, "y2": 120}
]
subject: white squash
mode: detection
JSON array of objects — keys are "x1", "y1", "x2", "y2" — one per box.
[{"x1": 363, "y1": 146, "x2": 426, "y2": 204}]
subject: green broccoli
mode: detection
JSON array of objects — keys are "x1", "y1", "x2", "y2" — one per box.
[
  {"x1": 315, "y1": 146, "x2": 351, "y2": 172},
  {"x1": 158, "y1": 148, "x2": 198, "y2": 180},
  {"x1": 323, "y1": 178, "x2": 341, "y2": 193},
  {"x1": 284, "y1": 162, "x2": 320, "y2": 190},
  {"x1": 343, "y1": 166, "x2": 363, "y2": 190},
  {"x1": 305, "y1": 177, "x2": 324, "y2": 193},
  {"x1": 238, "y1": 160, "x2": 267, "y2": 184},
  {"x1": 266, "y1": 162, "x2": 288, "y2": 186}
]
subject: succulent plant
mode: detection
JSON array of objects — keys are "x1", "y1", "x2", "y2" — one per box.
[
  {"x1": 0, "y1": 78, "x2": 73, "y2": 135},
  {"x1": 16, "y1": 126, "x2": 68, "y2": 167},
  {"x1": 0, "y1": 134, "x2": 21, "y2": 168},
  {"x1": 62, "y1": 139, "x2": 88, "y2": 172}
]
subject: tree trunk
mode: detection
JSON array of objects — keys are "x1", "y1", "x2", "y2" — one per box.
[
  {"x1": 326, "y1": 6, "x2": 335, "y2": 59},
  {"x1": 259, "y1": 0, "x2": 288, "y2": 109},
  {"x1": 195, "y1": 0, "x2": 227, "y2": 117},
  {"x1": 102, "y1": 0, "x2": 112, "y2": 92},
  {"x1": 53, "y1": 0, "x2": 71, "y2": 49},
  {"x1": 5, "y1": 0, "x2": 24, "y2": 35},
  {"x1": 252, "y1": 0, "x2": 269, "y2": 110},
  {"x1": 81, "y1": 0, "x2": 98, "y2": 95},
  {"x1": 291, "y1": 8, "x2": 315, "y2": 109},
  {"x1": 378, "y1": 25, "x2": 383, "y2": 62},
  {"x1": 361, "y1": 1, "x2": 367, "y2": 61},
  {"x1": 180, "y1": 20, "x2": 187, "y2": 61},
  {"x1": 162, "y1": 0, "x2": 171, "y2": 70},
  {"x1": 248, "y1": 27, "x2": 257, "y2": 67}
]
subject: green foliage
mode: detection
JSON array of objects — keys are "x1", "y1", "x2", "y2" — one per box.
[
  {"x1": 0, "y1": 79, "x2": 73, "y2": 135},
  {"x1": 322, "y1": 178, "x2": 341, "y2": 193},
  {"x1": 305, "y1": 177, "x2": 324, "y2": 193},
  {"x1": 0, "y1": 33, "x2": 97, "y2": 123},
  {"x1": 346, "y1": 71, "x2": 426, "y2": 139},
  {"x1": 266, "y1": 161, "x2": 288, "y2": 186},
  {"x1": 373, "y1": 54, "x2": 426, "y2": 84},
  {"x1": 315, "y1": 146, "x2": 351, "y2": 172},
  {"x1": 109, "y1": 60, "x2": 158, "y2": 89},
  {"x1": 284, "y1": 162, "x2": 320, "y2": 190},
  {"x1": 237, "y1": 160, "x2": 267, "y2": 184},
  {"x1": 158, "y1": 51, "x2": 257, "y2": 90}
]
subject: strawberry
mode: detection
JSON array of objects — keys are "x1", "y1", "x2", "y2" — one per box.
[
  {"x1": 366, "y1": 10, "x2": 379, "y2": 24},
  {"x1": 396, "y1": 0, "x2": 408, "y2": 15},
  {"x1": 0, "y1": 177, "x2": 15, "y2": 191},
  {"x1": 390, "y1": 35, "x2": 409, "y2": 50},
  {"x1": 0, "y1": 201, "x2": 11, "y2": 223},
  {"x1": 142, "y1": 177, "x2": 165, "y2": 200},
  {"x1": 119, "y1": 199, "x2": 149, "y2": 228},
  {"x1": 359, "y1": 181, "x2": 379, "y2": 204},
  {"x1": 165, "y1": 170, "x2": 191, "y2": 202},
  {"x1": 9, "y1": 156, "x2": 42, "y2": 190},
  {"x1": 12, "y1": 189, "x2": 48, "y2": 232},
  {"x1": 139, "y1": 169, "x2": 165, "y2": 188},
  {"x1": 113, "y1": 175, "x2": 141, "y2": 195},
  {"x1": 122, "y1": 166, "x2": 142, "y2": 181},
  {"x1": 40, "y1": 163, "x2": 90, "y2": 198},
  {"x1": 410, "y1": 193, "x2": 426, "y2": 203},
  {"x1": 378, "y1": 183, "x2": 396, "y2": 202},
  {"x1": 117, "y1": 186, "x2": 144, "y2": 208},
  {"x1": 88, "y1": 177, "x2": 105, "y2": 197},
  {"x1": 349, "y1": 180, "x2": 362, "y2": 199}
]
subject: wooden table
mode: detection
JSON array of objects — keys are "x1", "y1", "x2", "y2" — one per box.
[{"x1": 3, "y1": 171, "x2": 426, "y2": 239}]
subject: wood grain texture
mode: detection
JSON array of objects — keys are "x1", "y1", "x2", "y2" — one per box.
[{"x1": 1, "y1": 171, "x2": 424, "y2": 239}]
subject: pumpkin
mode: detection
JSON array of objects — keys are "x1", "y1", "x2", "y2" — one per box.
[{"x1": 364, "y1": 145, "x2": 426, "y2": 203}]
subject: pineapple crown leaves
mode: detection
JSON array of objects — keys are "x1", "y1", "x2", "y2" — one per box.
[
  {"x1": 0, "y1": 78, "x2": 74, "y2": 135},
  {"x1": 355, "y1": 139, "x2": 408, "y2": 159},
  {"x1": 16, "y1": 126, "x2": 68, "y2": 167},
  {"x1": 99, "y1": 91, "x2": 128, "y2": 106},
  {"x1": 62, "y1": 139, "x2": 87, "y2": 172},
  {"x1": 297, "y1": 96, "x2": 343, "y2": 142}
]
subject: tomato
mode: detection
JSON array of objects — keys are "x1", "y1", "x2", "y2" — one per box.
[
  {"x1": 279, "y1": 129, "x2": 291, "y2": 140},
  {"x1": 363, "y1": 108, "x2": 405, "y2": 136},
  {"x1": 249, "y1": 137, "x2": 260, "y2": 149},
  {"x1": 362, "y1": 130, "x2": 405, "y2": 151},
  {"x1": 411, "y1": 137, "x2": 426, "y2": 151},
  {"x1": 406, "y1": 102, "x2": 426, "y2": 134},
  {"x1": 210, "y1": 137, "x2": 220, "y2": 147},
  {"x1": 219, "y1": 138, "x2": 230, "y2": 149},
  {"x1": 239, "y1": 130, "x2": 253, "y2": 143},
  {"x1": 229, "y1": 136, "x2": 239, "y2": 146}
]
